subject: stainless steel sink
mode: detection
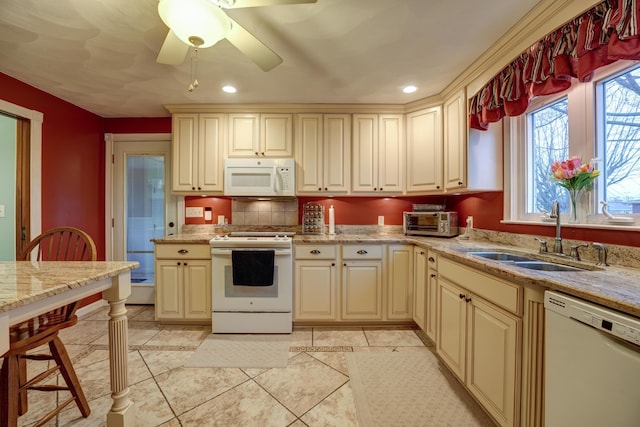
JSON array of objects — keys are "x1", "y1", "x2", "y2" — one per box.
[
  {"x1": 512, "y1": 261, "x2": 585, "y2": 272},
  {"x1": 467, "y1": 250, "x2": 587, "y2": 272},
  {"x1": 467, "y1": 251, "x2": 535, "y2": 262}
]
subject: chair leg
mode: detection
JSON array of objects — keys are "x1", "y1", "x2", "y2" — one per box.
[
  {"x1": 1, "y1": 356, "x2": 20, "y2": 427},
  {"x1": 48, "y1": 337, "x2": 90, "y2": 417},
  {"x1": 17, "y1": 356, "x2": 28, "y2": 415}
]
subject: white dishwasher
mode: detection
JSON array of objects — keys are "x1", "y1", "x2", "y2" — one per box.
[{"x1": 544, "y1": 291, "x2": 640, "y2": 427}]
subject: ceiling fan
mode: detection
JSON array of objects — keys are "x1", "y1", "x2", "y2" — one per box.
[{"x1": 156, "y1": 0, "x2": 317, "y2": 71}]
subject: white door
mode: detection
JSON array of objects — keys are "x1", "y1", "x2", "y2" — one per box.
[{"x1": 114, "y1": 140, "x2": 178, "y2": 304}]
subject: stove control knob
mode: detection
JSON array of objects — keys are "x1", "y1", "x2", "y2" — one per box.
[
  {"x1": 223, "y1": 235, "x2": 229, "y2": 240},
  {"x1": 274, "y1": 235, "x2": 280, "y2": 240},
  {"x1": 213, "y1": 235, "x2": 221, "y2": 240}
]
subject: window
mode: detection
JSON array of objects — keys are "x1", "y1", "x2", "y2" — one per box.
[{"x1": 508, "y1": 61, "x2": 640, "y2": 227}]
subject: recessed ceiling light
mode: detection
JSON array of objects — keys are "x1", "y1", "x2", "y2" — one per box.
[
  {"x1": 402, "y1": 85, "x2": 417, "y2": 94},
  {"x1": 222, "y1": 85, "x2": 237, "y2": 93}
]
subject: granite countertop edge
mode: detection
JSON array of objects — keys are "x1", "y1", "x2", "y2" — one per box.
[{"x1": 153, "y1": 233, "x2": 640, "y2": 317}]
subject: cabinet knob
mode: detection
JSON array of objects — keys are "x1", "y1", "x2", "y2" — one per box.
[
  {"x1": 255, "y1": 152, "x2": 259, "y2": 156},
  {"x1": 436, "y1": 185, "x2": 440, "y2": 189},
  {"x1": 261, "y1": 152, "x2": 265, "y2": 156},
  {"x1": 191, "y1": 187, "x2": 196, "y2": 190},
  {"x1": 465, "y1": 297, "x2": 471, "y2": 303},
  {"x1": 310, "y1": 249, "x2": 321, "y2": 254},
  {"x1": 459, "y1": 293, "x2": 465, "y2": 299},
  {"x1": 374, "y1": 188, "x2": 377, "y2": 191},
  {"x1": 184, "y1": 262, "x2": 188, "y2": 266},
  {"x1": 177, "y1": 262, "x2": 181, "y2": 266},
  {"x1": 197, "y1": 187, "x2": 201, "y2": 190},
  {"x1": 324, "y1": 187, "x2": 328, "y2": 191},
  {"x1": 428, "y1": 256, "x2": 435, "y2": 263},
  {"x1": 419, "y1": 251, "x2": 425, "y2": 255},
  {"x1": 331, "y1": 262, "x2": 335, "y2": 267},
  {"x1": 343, "y1": 263, "x2": 347, "y2": 267},
  {"x1": 458, "y1": 181, "x2": 463, "y2": 186},
  {"x1": 318, "y1": 187, "x2": 322, "y2": 191},
  {"x1": 430, "y1": 274, "x2": 437, "y2": 278},
  {"x1": 178, "y1": 249, "x2": 189, "y2": 254},
  {"x1": 356, "y1": 249, "x2": 368, "y2": 255},
  {"x1": 380, "y1": 187, "x2": 383, "y2": 191}
]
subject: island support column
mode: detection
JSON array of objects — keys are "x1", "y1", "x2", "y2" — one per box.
[{"x1": 102, "y1": 271, "x2": 136, "y2": 427}]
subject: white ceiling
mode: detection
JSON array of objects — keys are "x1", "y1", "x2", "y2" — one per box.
[{"x1": 0, "y1": 0, "x2": 540, "y2": 118}]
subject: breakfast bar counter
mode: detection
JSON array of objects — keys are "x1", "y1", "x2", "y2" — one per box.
[{"x1": 0, "y1": 260, "x2": 139, "y2": 427}]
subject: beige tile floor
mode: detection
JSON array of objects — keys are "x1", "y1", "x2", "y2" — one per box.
[{"x1": 12, "y1": 305, "x2": 473, "y2": 427}]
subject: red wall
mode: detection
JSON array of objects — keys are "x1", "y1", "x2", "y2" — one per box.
[{"x1": 1, "y1": 73, "x2": 106, "y2": 258}]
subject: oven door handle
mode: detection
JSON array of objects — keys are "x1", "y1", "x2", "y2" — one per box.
[{"x1": 211, "y1": 248, "x2": 292, "y2": 256}]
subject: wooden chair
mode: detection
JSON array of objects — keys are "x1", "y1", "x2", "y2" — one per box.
[{"x1": 0, "y1": 227, "x2": 97, "y2": 427}]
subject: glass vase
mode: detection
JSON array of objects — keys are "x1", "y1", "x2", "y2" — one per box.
[{"x1": 567, "y1": 189, "x2": 591, "y2": 224}]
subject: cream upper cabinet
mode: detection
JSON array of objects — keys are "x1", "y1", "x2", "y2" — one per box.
[
  {"x1": 352, "y1": 114, "x2": 404, "y2": 194},
  {"x1": 295, "y1": 113, "x2": 350, "y2": 194},
  {"x1": 443, "y1": 89, "x2": 467, "y2": 190},
  {"x1": 406, "y1": 107, "x2": 443, "y2": 193},
  {"x1": 227, "y1": 113, "x2": 293, "y2": 157},
  {"x1": 171, "y1": 113, "x2": 224, "y2": 194},
  {"x1": 443, "y1": 90, "x2": 503, "y2": 193}
]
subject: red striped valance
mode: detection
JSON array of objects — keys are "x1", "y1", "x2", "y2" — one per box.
[{"x1": 469, "y1": 0, "x2": 640, "y2": 130}]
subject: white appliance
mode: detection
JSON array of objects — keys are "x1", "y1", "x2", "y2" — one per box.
[
  {"x1": 223, "y1": 158, "x2": 295, "y2": 197},
  {"x1": 544, "y1": 291, "x2": 640, "y2": 427},
  {"x1": 210, "y1": 232, "x2": 293, "y2": 333}
]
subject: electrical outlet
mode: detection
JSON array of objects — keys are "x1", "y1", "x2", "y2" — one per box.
[
  {"x1": 378, "y1": 215, "x2": 384, "y2": 226},
  {"x1": 185, "y1": 207, "x2": 204, "y2": 218}
]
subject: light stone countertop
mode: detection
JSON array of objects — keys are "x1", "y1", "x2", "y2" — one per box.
[
  {"x1": 0, "y1": 261, "x2": 139, "y2": 313},
  {"x1": 152, "y1": 229, "x2": 640, "y2": 318}
]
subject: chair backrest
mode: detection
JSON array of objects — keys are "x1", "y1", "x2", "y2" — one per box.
[{"x1": 19, "y1": 227, "x2": 97, "y2": 261}]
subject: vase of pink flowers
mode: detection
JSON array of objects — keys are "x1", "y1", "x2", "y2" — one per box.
[{"x1": 551, "y1": 156, "x2": 600, "y2": 223}]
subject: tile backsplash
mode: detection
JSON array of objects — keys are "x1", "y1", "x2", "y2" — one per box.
[{"x1": 232, "y1": 199, "x2": 298, "y2": 226}]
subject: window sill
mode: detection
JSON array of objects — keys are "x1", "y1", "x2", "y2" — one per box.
[{"x1": 500, "y1": 219, "x2": 640, "y2": 232}]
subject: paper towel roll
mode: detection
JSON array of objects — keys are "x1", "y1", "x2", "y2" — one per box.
[{"x1": 328, "y1": 205, "x2": 335, "y2": 235}]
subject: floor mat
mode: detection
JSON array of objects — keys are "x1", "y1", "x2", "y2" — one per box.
[
  {"x1": 345, "y1": 351, "x2": 496, "y2": 426},
  {"x1": 184, "y1": 334, "x2": 290, "y2": 368}
]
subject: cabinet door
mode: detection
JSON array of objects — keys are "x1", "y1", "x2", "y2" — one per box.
[
  {"x1": 426, "y1": 265, "x2": 438, "y2": 341},
  {"x1": 378, "y1": 114, "x2": 404, "y2": 193},
  {"x1": 413, "y1": 248, "x2": 427, "y2": 330},
  {"x1": 198, "y1": 114, "x2": 224, "y2": 192},
  {"x1": 295, "y1": 114, "x2": 324, "y2": 193},
  {"x1": 294, "y1": 259, "x2": 338, "y2": 320},
  {"x1": 444, "y1": 89, "x2": 467, "y2": 190},
  {"x1": 436, "y1": 277, "x2": 467, "y2": 379},
  {"x1": 227, "y1": 113, "x2": 259, "y2": 157},
  {"x1": 184, "y1": 260, "x2": 211, "y2": 320},
  {"x1": 261, "y1": 113, "x2": 293, "y2": 157},
  {"x1": 155, "y1": 260, "x2": 184, "y2": 320},
  {"x1": 387, "y1": 245, "x2": 413, "y2": 320},
  {"x1": 352, "y1": 114, "x2": 378, "y2": 193},
  {"x1": 323, "y1": 114, "x2": 351, "y2": 193},
  {"x1": 467, "y1": 296, "x2": 520, "y2": 427},
  {"x1": 342, "y1": 261, "x2": 383, "y2": 320},
  {"x1": 406, "y1": 107, "x2": 443, "y2": 192},
  {"x1": 171, "y1": 114, "x2": 198, "y2": 192}
]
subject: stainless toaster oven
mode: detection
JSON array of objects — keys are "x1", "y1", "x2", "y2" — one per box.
[{"x1": 403, "y1": 211, "x2": 458, "y2": 237}]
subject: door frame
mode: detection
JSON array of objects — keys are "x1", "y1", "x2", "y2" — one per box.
[
  {"x1": 104, "y1": 133, "x2": 184, "y2": 261},
  {"x1": 0, "y1": 99, "x2": 43, "y2": 249}
]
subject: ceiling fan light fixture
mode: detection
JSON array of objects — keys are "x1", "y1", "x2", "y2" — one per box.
[{"x1": 158, "y1": 0, "x2": 231, "y2": 48}]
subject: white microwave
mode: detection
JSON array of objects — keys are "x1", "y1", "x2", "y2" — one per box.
[{"x1": 224, "y1": 158, "x2": 296, "y2": 197}]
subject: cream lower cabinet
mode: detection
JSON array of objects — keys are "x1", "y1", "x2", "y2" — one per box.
[
  {"x1": 294, "y1": 245, "x2": 338, "y2": 321},
  {"x1": 342, "y1": 245, "x2": 383, "y2": 320},
  {"x1": 386, "y1": 245, "x2": 413, "y2": 320},
  {"x1": 155, "y1": 244, "x2": 211, "y2": 323},
  {"x1": 425, "y1": 251, "x2": 438, "y2": 341},
  {"x1": 436, "y1": 257, "x2": 521, "y2": 427},
  {"x1": 413, "y1": 247, "x2": 427, "y2": 330}
]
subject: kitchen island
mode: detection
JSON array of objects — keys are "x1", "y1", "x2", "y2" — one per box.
[{"x1": 0, "y1": 260, "x2": 139, "y2": 427}]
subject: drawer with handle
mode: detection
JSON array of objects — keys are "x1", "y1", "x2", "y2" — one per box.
[
  {"x1": 342, "y1": 245, "x2": 383, "y2": 259},
  {"x1": 294, "y1": 245, "x2": 338, "y2": 260},
  {"x1": 155, "y1": 244, "x2": 211, "y2": 259}
]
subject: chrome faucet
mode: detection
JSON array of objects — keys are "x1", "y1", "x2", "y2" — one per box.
[
  {"x1": 592, "y1": 242, "x2": 609, "y2": 266},
  {"x1": 549, "y1": 200, "x2": 563, "y2": 254}
]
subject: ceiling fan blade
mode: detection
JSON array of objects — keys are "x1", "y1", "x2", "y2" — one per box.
[
  {"x1": 223, "y1": 0, "x2": 317, "y2": 9},
  {"x1": 226, "y1": 18, "x2": 283, "y2": 71},
  {"x1": 156, "y1": 30, "x2": 190, "y2": 65}
]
